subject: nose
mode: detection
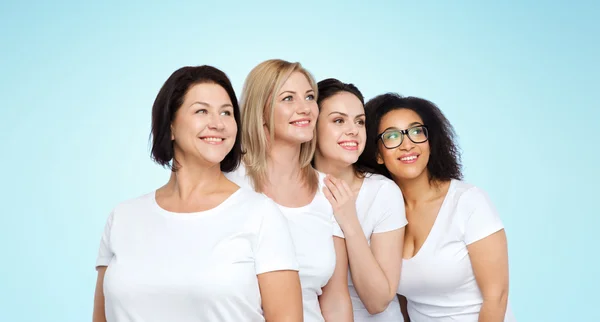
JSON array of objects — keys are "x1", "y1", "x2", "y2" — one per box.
[
  {"x1": 296, "y1": 99, "x2": 312, "y2": 115},
  {"x1": 398, "y1": 133, "x2": 415, "y2": 151},
  {"x1": 345, "y1": 123, "x2": 359, "y2": 136},
  {"x1": 207, "y1": 113, "x2": 225, "y2": 131}
]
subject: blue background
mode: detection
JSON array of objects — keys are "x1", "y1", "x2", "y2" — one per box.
[{"x1": 1, "y1": 1, "x2": 598, "y2": 321}]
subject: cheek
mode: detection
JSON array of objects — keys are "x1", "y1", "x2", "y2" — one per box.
[
  {"x1": 318, "y1": 124, "x2": 339, "y2": 148},
  {"x1": 381, "y1": 150, "x2": 396, "y2": 164},
  {"x1": 311, "y1": 102, "x2": 319, "y2": 115}
]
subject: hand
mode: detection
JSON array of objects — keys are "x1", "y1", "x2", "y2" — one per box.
[{"x1": 322, "y1": 175, "x2": 358, "y2": 228}]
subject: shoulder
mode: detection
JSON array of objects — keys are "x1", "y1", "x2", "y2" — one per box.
[
  {"x1": 364, "y1": 172, "x2": 403, "y2": 198},
  {"x1": 229, "y1": 187, "x2": 273, "y2": 208},
  {"x1": 224, "y1": 163, "x2": 254, "y2": 189},
  {"x1": 111, "y1": 192, "x2": 155, "y2": 216},
  {"x1": 451, "y1": 180, "x2": 495, "y2": 212}
]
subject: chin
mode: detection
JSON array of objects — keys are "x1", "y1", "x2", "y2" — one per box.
[
  {"x1": 389, "y1": 167, "x2": 426, "y2": 182},
  {"x1": 338, "y1": 154, "x2": 359, "y2": 166},
  {"x1": 289, "y1": 135, "x2": 314, "y2": 144}
]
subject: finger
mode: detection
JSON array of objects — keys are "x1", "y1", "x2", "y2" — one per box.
[
  {"x1": 322, "y1": 186, "x2": 337, "y2": 205},
  {"x1": 325, "y1": 176, "x2": 343, "y2": 200},
  {"x1": 329, "y1": 176, "x2": 350, "y2": 199},
  {"x1": 340, "y1": 179, "x2": 352, "y2": 196}
]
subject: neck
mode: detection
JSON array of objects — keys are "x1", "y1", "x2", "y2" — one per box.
[
  {"x1": 314, "y1": 151, "x2": 359, "y2": 189},
  {"x1": 266, "y1": 140, "x2": 303, "y2": 182},
  {"x1": 163, "y1": 155, "x2": 224, "y2": 200},
  {"x1": 393, "y1": 171, "x2": 440, "y2": 209}
]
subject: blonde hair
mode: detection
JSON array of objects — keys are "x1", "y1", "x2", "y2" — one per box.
[{"x1": 240, "y1": 59, "x2": 319, "y2": 193}]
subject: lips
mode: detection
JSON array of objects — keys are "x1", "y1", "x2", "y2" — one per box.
[
  {"x1": 398, "y1": 153, "x2": 419, "y2": 164},
  {"x1": 290, "y1": 119, "x2": 311, "y2": 127},
  {"x1": 338, "y1": 140, "x2": 359, "y2": 151},
  {"x1": 199, "y1": 136, "x2": 225, "y2": 144}
]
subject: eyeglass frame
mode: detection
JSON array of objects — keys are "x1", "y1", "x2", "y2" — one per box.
[{"x1": 377, "y1": 125, "x2": 429, "y2": 149}]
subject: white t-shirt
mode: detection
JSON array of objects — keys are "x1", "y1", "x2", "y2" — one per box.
[
  {"x1": 397, "y1": 180, "x2": 516, "y2": 322},
  {"x1": 349, "y1": 173, "x2": 408, "y2": 322},
  {"x1": 95, "y1": 187, "x2": 299, "y2": 322},
  {"x1": 225, "y1": 165, "x2": 343, "y2": 322}
]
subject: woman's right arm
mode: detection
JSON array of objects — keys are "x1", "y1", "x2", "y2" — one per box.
[
  {"x1": 255, "y1": 199, "x2": 304, "y2": 321},
  {"x1": 258, "y1": 270, "x2": 303, "y2": 322},
  {"x1": 92, "y1": 267, "x2": 107, "y2": 322}
]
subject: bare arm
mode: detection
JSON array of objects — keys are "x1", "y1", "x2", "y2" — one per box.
[
  {"x1": 319, "y1": 237, "x2": 353, "y2": 321},
  {"x1": 344, "y1": 222, "x2": 404, "y2": 314},
  {"x1": 468, "y1": 229, "x2": 509, "y2": 322},
  {"x1": 324, "y1": 175, "x2": 404, "y2": 314},
  {"x1": 258, "y1": 270, "x2": 303, "y2": 322},
  {"x1": 92, "y1": 267, "x2": 107, "y2": 322}
]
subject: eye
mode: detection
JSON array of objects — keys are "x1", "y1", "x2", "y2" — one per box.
[
  {"x1": 333, "y1": 118, "x2": 344, "y2": 124},
  {"x1": 195, "y1": 109, "x2": 207, "y2": 114},
  {"x1": 384, "y1": 131, "x2": 400, "y2": 140},
  {"x1": 410, "y1": 127, "x2": 422, "y2": 135},
  {"x1": 282, "y1": 95, "x2": 293, "y2": 102},
  {"x1": 221, "y1": 110, "x2": 232, "y2": 116},
  {"x1": 356, "y1": 119, "x2": 365, "y2": 126},
  {"x1": 306, "y1": 94, "x2": 315, "y2": 101}
]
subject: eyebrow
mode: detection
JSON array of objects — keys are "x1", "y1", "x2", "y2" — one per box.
[
  {"x1": 328, "y1": 112, "x2": 366, "y2": 118},
  {"x1": 279, "y1": 89, "x2": 315, "y2": 96},
  {"x1": 190, "y1": 101, "x2": 233, "y2": 108},
  {"x1": 381, "y1": 122, "x2": 423, "y2": 132}
]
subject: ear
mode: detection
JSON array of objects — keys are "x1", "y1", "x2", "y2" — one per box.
[
  {"x1": 170, "y1": 124, "x2": 175, "y2": 140},
  {"x1": 376, "y1": 152, "x2": 384, "y2": 165}
]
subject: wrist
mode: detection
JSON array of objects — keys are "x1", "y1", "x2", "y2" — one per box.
[{"x1": 338, "y1": 215, "x2": 362, "y2": 237}]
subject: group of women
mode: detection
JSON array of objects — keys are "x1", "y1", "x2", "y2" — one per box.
[{"x1": 92, "y1": 59, "x2": 515, "y2": 322}]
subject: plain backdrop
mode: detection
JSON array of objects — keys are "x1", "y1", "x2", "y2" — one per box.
[{"x1": 1, "y1": 1, "x2": 598, "y2": 321}]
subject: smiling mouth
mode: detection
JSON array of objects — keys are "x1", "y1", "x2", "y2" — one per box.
[
  {"x1": 290, "y1": 120, "x2": 310, "y2": 126},
  {"x1": 339, "y1": 141, "x2": 358, "y2": 150},
  {"x1": 199, "y1": 137, "x2": 225, "y2": 144},
  {"x1": 398, "y1": 155, "x2": 419, "y2": 163}
]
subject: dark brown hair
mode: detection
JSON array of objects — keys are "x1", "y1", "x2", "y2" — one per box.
[{"x1": 150, "y1": 65, "x2": 242, "y2": 172}]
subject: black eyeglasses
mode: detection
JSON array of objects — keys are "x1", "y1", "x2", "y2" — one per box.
[{"x1": 377, "y1": 125, "x2": 429, "y2": 149}]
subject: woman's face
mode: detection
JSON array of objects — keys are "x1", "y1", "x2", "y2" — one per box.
[
  {"x1": 316, "y1": 92, "x2": 366, "y2": 166},
  {"x1": 171, "y1": 83, "x2": 237, "y2": 167},
  {"x1": 377, "y1": 108, "x2": 430, "y2": 181},
  {"x1": 271, "y1": 72, "x2": 319, "y2": 145}
]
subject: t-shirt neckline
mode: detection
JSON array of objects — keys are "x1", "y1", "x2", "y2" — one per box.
[
  {"x1": 152, "y1": 188, "x2": 243, "y2": 219},
  {"x1": 403, "y1": 179, "x2": 457, "y2": 261}
]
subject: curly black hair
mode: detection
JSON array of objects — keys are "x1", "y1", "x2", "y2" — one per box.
[{"x1": 357, "y1": 93, "x2": 462, "y2": 182}]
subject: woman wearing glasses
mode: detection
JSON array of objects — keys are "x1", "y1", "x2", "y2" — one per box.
[{"x1": 358, "y1": 93, "x2": 515, "y2": 321}]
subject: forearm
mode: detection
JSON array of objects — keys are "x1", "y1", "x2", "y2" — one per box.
[
  {"x1": 478, "y1": 297, "x2": 507, "y2": 322},
  {"x1": 342, "y1": 218, "x2": 395, "y2": 314},
  {"x1": 320, "y1": 295, "x2": 353, "y2": 322},
  {"x1": 93, "y1": 268, "x2": 107, "y2": 322}
]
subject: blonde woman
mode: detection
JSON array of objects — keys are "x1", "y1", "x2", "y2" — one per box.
[{"x1": 226, "y1": 59, "x2": 353, "y2": 322}]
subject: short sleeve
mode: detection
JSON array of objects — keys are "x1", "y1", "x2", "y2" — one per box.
[
  {"x1": 332, "y1": 216, "x2": 345, "y2": 238},
  {"x1": 95, "y1": 211, "x2": 115, "y2": 268},
  {"x1": 373, "y1": 182, "x2": 408, "y2": 234},
  {"x1": 255, "y1": 199, "x2": 300, "y2": 274},
  {"x1": 463, "y1": 188, "x2": 505, "y2": 245}
]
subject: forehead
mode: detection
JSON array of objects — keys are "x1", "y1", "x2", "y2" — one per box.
[
  {"x1": 320, "y1": 92, "x2": 364, "y2": 116},
  {"x1": 378, "y1": 108, "x2": 423, "y2": 131},
  {"x1": 184, "y1": 83, "x2": 231, "y2": 104},
  {"x1": 279, "y1": 71, "x2": 313, "y2": 92}
]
